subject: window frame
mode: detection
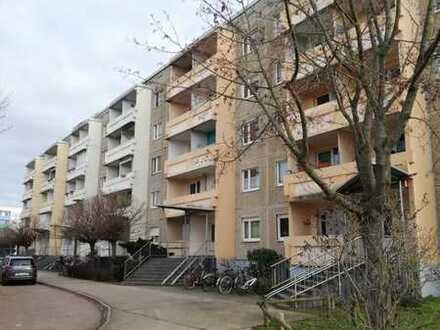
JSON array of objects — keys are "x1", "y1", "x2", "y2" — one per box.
[
  {"x1": 435, "y1": 0, "x2": 440, "y2": 12},
  {"x1": 275, "y1": 159, "x2": 288, "y2": 186},
  {"x1": 276, "y1": 214, "x2": 289, "y2": 241},
  {"x1": 242, "y1": 217, "x2": 261, "y2": 242},
  {"x1": 151, "y1": 156, "x2": 161, "y2": 175},
  {"x1": 153, "y1": 91, "x2": 160, "y2": 108},
  {"x1": 150, "y1": 191, "x2": 160, "y2": 208},
  {"x1": 274, "y1": 62, "x2": 282, "y2": 84},
  {"x1": 152, "y1": 122, "x2": 162, "y2": 140},
  {"x1": 316, "y1": 148, "x2": 340, "y2": 169},
  {"x1": 241, "y1": 119, "x2": 258, "y2": 146},
  {"x1": 242, "y1": 167, "x2": 260, "y2": 192}
]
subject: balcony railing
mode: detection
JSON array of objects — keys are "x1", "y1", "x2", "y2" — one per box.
[
  {"x1": 165, "y1": 146, "x2": 216, "y2": 178},
  {"x1": 22, "y1": 190, "x2": 33, "y2": 201},
  {"x1": 102, "y1": 172, "x2": 135, "y2": 194},
  {"x1": 166, "y1": 101, "x2": 215, "y2": 139},
  {"x1": 66, "y1": 162, "x2": 87, "y2": 181},
  {"x1": 163, "y1": 190, "x2": 217, "y2": 218},
  {"x1": 69, "y1": 137, "x2": 89, "y2": 156},
  {"x1": 40, "y1": 180, "x2": 55, "y2": 192},
  {"x1": 23, "y1": 170, "x2": 35, "y2": 183},
  {"x1": 167, "y1": 59, "x2": 216, "y2": 100},
  {"x1": 106, "y1": 108, "x2": 136, "y2": 136},
  {"x1": 104, "y1": 140, "x2": 135, "y2": 165},
  {"x1": 20, "y1": 207, "x2": 32, "y2": 219},
  {"x1": 65, "y1": 189, "x2": 86, "y2": 206},
  {"x1": 39, "y1": 201, "x2": 53, "y2": 214},
  {"x1": 42, "y1": 157, "x2": 57, "y2": 172}
]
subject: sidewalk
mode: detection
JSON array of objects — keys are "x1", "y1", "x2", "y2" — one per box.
[{"x1": 38, "y1": 271, "x2": 270, "y2": 330}]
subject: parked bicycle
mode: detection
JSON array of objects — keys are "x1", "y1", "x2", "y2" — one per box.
[
  {"x1": 217, "y1": 265, "x2": 257, "y2": 295},
  {"x1": 183, "y1": 260, "x2": 217, "y2": 290}
]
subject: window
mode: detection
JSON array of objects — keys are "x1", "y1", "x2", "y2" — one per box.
[
  {"x1": 151, "y1": 156, "x2": 161, "y2": 174},
  {"x1": 316, "y1": 93, "x2": 331, "y2": 106},
  {"x1": 241, "y1": 120, "x2": 259, "y2": 145},
  {"x1": 153, "y1": 123, "x2": 162, "y2": 140},
  {"x1": 276, "y1": 215, "x2": 289, "y2": 241},
  {"x1": 242, "y1": 37, "x2": 252, "y2": 55},
  {"x1": 274, "y1": 62, "x2": 282, "y2": 84},
  {"x1": 276, "y1": 160, "x2": 288, "y2": 186},
  {"x1": 242, "y1": 79, "x2": 258, "y2": 99},
  {"x1": 273, "y1": 14, "x2": 283, "y2": 36},
  {"x1": 392, "y1": 134, "x2": 406, "y2": 154},
  {"x1": 316, "y1": 148, "x2": 340, "y2": 168},
  {"x1": 154, "y1": 91, "x2": 160, "y2": 108},
  {"x1": 433, "y1": 53, "x2": 440, "y2": 71},
  {"x1": 435, "y1": 0, "x2": 440, "y2": 12},
  {"x1": 189, "y1": 181, "x2": 201, "y2": 195},
  {"x1": 242, "y1": 217, "x2": 260, "y2": 242},
  {"x1": 150, "y1": 191, "x2": 160, "y2": 208},
  {"x1": 242, "y1": 168, "x2": 260, "y2": 192}
]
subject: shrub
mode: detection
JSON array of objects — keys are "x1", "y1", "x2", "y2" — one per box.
[
  {"x1": 64, "y1": 257, "x2": 126, "y2": 282},
  {"x1": 247, "y1": 248, "x2": 282, "y2": 279},
  {"x1": 119, "y1": 238, "x2": 150, "y2": 255}
]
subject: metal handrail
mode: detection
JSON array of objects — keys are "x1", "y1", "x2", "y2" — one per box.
[{"x1": 123, "y1": 241, "x2": 152, "y2": 280}]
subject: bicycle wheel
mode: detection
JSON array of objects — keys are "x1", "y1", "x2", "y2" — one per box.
[
  {"x1": 183, "y1": 273, "x2": 196, "y2": 290},
  {"x1": 217, "y1": 275, "x2": 233, "y2": 295},
  {"x1": 201, "y1": 273, "x2": 216, "y2": 292},
  {"x1": 234, "y1": 275, "x2": 247, "y2": 295}
]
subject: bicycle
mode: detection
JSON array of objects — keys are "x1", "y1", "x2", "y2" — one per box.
[
  {"x1": 217, "y1": 266, "x2": 257, "y2": 295},
  {"x1": 183, "y1": 262, "x2": 205, "y2": 289}
]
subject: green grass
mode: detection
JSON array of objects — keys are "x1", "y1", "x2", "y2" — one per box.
[{"x1": 255, "y1": 298, "x2": 440, "y2": 330}]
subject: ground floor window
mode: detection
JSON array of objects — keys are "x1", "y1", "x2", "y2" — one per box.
[
  {"x1": 242, "y1": 217, "x2": 260, "y2": 242},
  {"x1": 276, "y1": 214, "x2": 289, "y2": 241}
]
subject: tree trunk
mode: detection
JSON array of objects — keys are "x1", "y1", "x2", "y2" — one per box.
[
  {"x1": 360, "y1": 204, "x2": 394, "y2": 330},
  {"x1": 89, "y1": 241, "x2": 96, "y2": 258},
  {"x1": 73, "y1": 239, "x2": 78, "y2": 258}
]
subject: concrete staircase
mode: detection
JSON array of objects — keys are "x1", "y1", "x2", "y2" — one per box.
[{"x1": 123, "y1": 257, "x2": 185, "y2": 286}]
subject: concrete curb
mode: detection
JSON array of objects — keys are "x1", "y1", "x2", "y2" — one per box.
[{"x1": 38, "y1": 280, "x2": 112, "y2": 330}]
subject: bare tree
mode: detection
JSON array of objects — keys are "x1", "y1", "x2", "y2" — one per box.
[
  {"x1": 143, "y1": 0, "x2": 440, "y2": 328},
  {"x1": 14, "y1": 225, "x2": 36, "y2": 254}
]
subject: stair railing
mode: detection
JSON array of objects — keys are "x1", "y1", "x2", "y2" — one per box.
[
  {"x1": 270, "y1": 256, "x2": 293, "y2": 288},
  {"x1": 123, "y1": 241, "x2": 152, "y2": 280}
]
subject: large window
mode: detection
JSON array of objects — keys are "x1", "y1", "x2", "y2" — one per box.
[
  {"x1": 189, "y1": 181, "x2": 201, "y2": 195},
  {"x1": 316, "y1": 148, "x2": 340, "y2": 168},
  {"x1": 153, "y1": 123, "x2": 162, "y2": 140},
  {"x1": 151, "y1": 156, "x2": 161, "y2": 175},
  {"x1": 275, "y1": 160, "x2": 288, "y2": 186},
  {"x1": 242, "y1": 217, "x2": 260, "y2": 242},
  {"x1": 241, "y1": 120, "x2": 259, "y2": 145},
  {"x1": 276, "y1": 214, "x2": 289, "y2": 241},
  {"x1": 150, "y1": 191, "x2": 160, "y2": 208},
  {"x1": 242, "y1": 168, "x2": 260, "y2": 192}
]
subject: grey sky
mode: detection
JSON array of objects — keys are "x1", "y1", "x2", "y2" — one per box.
[{"x1": 0, "y1": 0, "x2": 204, "y2": 207}]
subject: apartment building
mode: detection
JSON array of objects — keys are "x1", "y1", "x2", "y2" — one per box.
[
  {"x1": 0, "y1": 206, "x2": 21, "y2": 228},
  {"x1": 21, "y1": 158, "x2": 44, "y2": 228}
]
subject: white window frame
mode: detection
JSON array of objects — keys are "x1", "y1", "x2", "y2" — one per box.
[
  {"x1": 242, "y1": 217, "x2": 261, "y2": 242},
  {"x1": 273, "y1": 14, "x2": 283, "y2": 36},
  {"x1": 150, "y1": 191, "x2": 160, "y2": 208},
  {"x1": 151, "y1": 156, "x2": 161, "y2": 175},
  {"x1": 242, "y1": 37, "x2": 252, "y2": 56},
  {"x1": 276, "y1": 214, "x2": 289, "y2": 241},
  {"x1": 242, "y1": 168, "x2": 260, "y2": 192},
  {"x1": 315, "y1": 148, "x2": 340, "y2": 168},
  {"x1": 153, "y1": 123, "x2": 162, "y2": 140},
  {"x1": 274, "y1": 62, "x2": 282, "y2": 84},
  {"x1": 275, "y1": 160, "x2": 288, "y2": 186},
  {"x1": 241, "y1": 78, "x2": 258, "y2": 99},
  {"x1": 153, "y1": 91, "x2": 160, "y2": 108},
  {"x1": 241, "y1": 119, "x2": 258, "y2": 145}
]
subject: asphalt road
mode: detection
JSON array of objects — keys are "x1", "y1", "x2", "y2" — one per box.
[{"x1": 0, "y1": 282, "x2": 101, "y2": 330}]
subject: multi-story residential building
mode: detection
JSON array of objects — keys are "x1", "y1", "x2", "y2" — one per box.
[
  {"x1": 20, "y1": 158, "x2": 44, "y2": 228},
  {"x1": 37, "y1": 142, "x2": 68, "y2": 255}
]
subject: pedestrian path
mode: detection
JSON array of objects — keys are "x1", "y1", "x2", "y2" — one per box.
[{"x1": 38, "y1": 271, "x2": 269, "y2": 330}]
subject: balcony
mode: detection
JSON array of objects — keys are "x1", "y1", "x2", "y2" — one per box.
[
  {"x1": 65, "y1": 189, "x2": 86, "y2": 206},
  {"x1": 167, "y1": 61, "x2": 216, "y2": 100},
  {"x1": 40, "y1": 180, "x2": 55, "y2": 193},
  {"x1": 20, "y1": 207, "x2": 32, "y2": 219},
  {"x1": 69, "y1": 138, "x2": 89, "y2": 156},
  {"x1": 102, "y1": 172, "x2": 134, "y2": 194},
  {"x1": 42, "y1": 157, "x2": 57, "y2": 172},
  {"x1": 165, "y1": 146, "x2": 216, "y2": 179},
  {"x1": 35, "y1": 217, "x2": 50, "y2": 231},
  {"x1": 67, "y1": 162, "x2": 87, "y2": 181},
  {"x1": 284, "y1": 162, "x2": 358, "y2": 201},
  {"x1": 164, "y1": 190, "x2": 217, "y2": 218},
  {"x1": 39, "y1": 202, "x2": 53, "y2": 214},
  {"x1": 23, "y1": 170, "x2": 35, "y2": 183},
  {"x1": 166, "y1": 102, "x2": 216, "y2": 139},
  {"x1": 106, "y1": 108, "x2": 136, "y2": 136},
  {"x1": 22, "y1": 190, "x2": 33, "y2": 201},
  {"x1": 104, "y1": 140, "x2": 135, "y2": 165}
]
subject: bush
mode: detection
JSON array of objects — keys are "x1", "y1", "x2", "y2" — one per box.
[
  {"x1": 254, "y1": 277, "x2": 273, "y2": 295},
  {"x1": 119, "y1": 238, "x2": 150, "y2": 255},
  {"x1": 247, "y1": 248, "x2": 282, "y2": 279},
  {"x1": 64, "y1": 256, "x2": 126, "y2": 282}
]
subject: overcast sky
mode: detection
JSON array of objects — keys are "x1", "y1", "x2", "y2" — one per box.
[{"x1": 0, "y1": 0, "x2": 205, "y2": 207}]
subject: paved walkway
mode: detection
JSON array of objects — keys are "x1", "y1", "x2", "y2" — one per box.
[
  {"x1": 38, "y1": 271, "x2": 271, "y2": 330},
  {"x1": 0, "y1": 283, "x2": 100, "y2": 330}
]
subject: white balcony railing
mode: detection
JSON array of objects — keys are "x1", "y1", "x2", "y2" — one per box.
[
  {"x1": 106, "y1": 108, "x2": 136, "y2": 136},
  {"x1": 102, "y1": 172, "x2": 134, "y2": 194},
  {"x1": 104, "y1": 140, "x2": 135, "y2": 165},
  {"x1": 65, "y1": 189, "x2": 86, "y2": 206},
  {"x1": 66, "y1": 162, "x2": 87, "y2": 181},
  {"x1": 20, "y1": 207, "x2": 32, "y2": 219},
  {"x1": 23, "y1": 170, "x2": 35, "y2": 183},
  {"x1": 39, "y1": 202, "x2": 53, "y2": 214},
  {"x1": 42, "y1": 157, "x2": 57, "y2": 172},
  {"x1": 22, "y1": 189, "x2": 33, "y2": 201},
  {"x1": 40, "y1": 180, "x2": 55, "y2": 192},
  {"x1": 69, "y1": 138, "x2": 89, "y2": 156}
]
